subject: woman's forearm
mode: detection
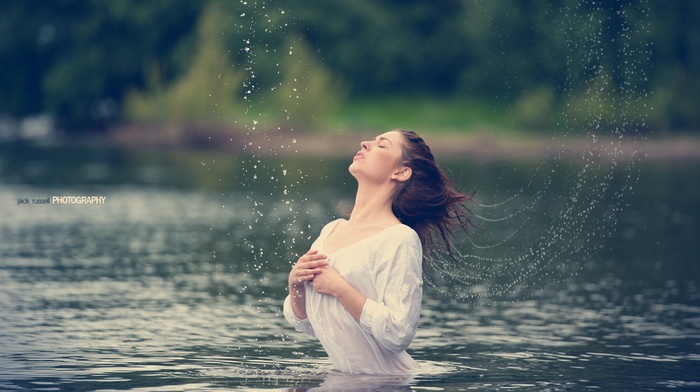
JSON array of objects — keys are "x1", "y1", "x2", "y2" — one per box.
[
  {"x1": 332, "y1": 279, "x2": 367, "y2": 322},
  {"x1": 289, "y1": 283, "x2": 308, "y2": 319}
]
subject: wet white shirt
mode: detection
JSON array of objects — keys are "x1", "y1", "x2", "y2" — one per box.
[{"x1": 284, "y1": 219, "x2": 423, "y2": 374}]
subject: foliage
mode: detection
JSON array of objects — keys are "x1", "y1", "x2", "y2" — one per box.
[
  {"x1": 0, "y1": 0, "x2": 203, "y2": 128},
  {"x1": 123, "y1": 1, "x2": 247, "y2": 122},
  {"x1": 0, "y1": 0, "x2": 698, "y2": 133},
  {"x1": 124, "y1": 1, "x2": 344, "y2": 128},
  {"x1": 268, "y1": 34, "x2": 346, "y2": 127}
]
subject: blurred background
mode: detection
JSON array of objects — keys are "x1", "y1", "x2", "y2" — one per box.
[
  {"x1": 1, "y1": 0, "x2": 698, "y2": 145},
  {"x1": 2, "y1": 2, "x2": 699, "y2": 390}
]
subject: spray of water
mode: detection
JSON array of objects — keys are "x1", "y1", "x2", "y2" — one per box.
[
  {"x1": 424, "y1": 0, "x2": 650, "y2": 302},
  {"x1": 195, "y1": 0, "x2": 331, "y2": 307}
]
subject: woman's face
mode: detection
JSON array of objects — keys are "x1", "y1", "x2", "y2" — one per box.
[{"x1": 349, "y1": 130, "x2": 409, "y2": 184}]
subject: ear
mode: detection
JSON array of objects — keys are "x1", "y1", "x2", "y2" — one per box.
[{"x1": 392, "y1": 166, "x2": 412, "y2": 182}]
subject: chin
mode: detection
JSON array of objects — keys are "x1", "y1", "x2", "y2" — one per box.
[{"x1": 349, "y1": 161, "x2": 367, "y2": 180}]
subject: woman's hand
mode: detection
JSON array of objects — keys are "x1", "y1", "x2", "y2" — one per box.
[
  {"x1": 309, "y1": 266, "x2": 344, "y2": 297},
  {"x1": 311, "y1": 266, "x2": 367, "y2": 322},
  {"x1": 289, "y1": 250, "x2": 328, "y2": 291},
  {"x1": 287, "y1": 250, "x2": 327, "y2": 320}
]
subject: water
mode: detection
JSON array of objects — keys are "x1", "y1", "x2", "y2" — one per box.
[{"x1": 1, "y1": 143, "x2": 699, "y2": 391}]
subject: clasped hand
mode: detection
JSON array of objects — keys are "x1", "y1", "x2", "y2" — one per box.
[{"x1": 289, "y1": 249, "x2": 344, "y2": 297}]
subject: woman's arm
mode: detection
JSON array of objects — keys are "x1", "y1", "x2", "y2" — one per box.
[
  {"x1": 361, "y1": 238, "x2": 423, "y2": 353},
  {"x1": 310, "y1": 245, "x2": 422, "y2": 353},
  {"x1": 287, "y1": 282, "x2": 307, "y2": 319},
  {"x1": 309, "y1": 230, "x2": 423, "y2": 353}
]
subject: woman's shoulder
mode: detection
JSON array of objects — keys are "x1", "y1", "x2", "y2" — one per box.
[
  {"x1": 375, "y1": 224, "x2": 421, "y2": 251},
  {"x1": 319, "y1": 218, "x2": 346, "y2": 234},
  {"x1": 372, "y1": 225, "x2": 422, "y2": 269},
  {"x1": 392, "y1": 223, "x2": 420, "y2": 242},
  {"x1": 327, "y1": 218, "x2": 347, "y2": 228}
]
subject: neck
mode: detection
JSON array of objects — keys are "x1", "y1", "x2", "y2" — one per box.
[{"x1": 348, "y1": 181, "x2": 397, "y2": 225}]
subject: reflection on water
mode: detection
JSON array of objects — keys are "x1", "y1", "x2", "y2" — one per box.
[{"x1": 0, "y1": 144, "x2": 699, "y2": 391}]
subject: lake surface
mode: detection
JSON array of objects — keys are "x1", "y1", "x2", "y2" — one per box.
[{"x1": 1, "y1": 142, "x2": 698, "y2": 391}]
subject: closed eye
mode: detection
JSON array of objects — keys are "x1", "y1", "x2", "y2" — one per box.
[{"x1": 376, "y1": 136, "x2": 393, "y2": 148}]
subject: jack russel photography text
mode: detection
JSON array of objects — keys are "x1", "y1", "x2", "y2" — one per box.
[{"x1": 17, "y1": 196, "x2": 107, "y2": 206}]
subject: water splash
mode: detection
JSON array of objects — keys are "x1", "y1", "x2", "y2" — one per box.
[{"x1": 425, "y1": 0, "x2": 650, "y2": 302}]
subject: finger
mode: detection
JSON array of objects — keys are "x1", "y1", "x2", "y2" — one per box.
[
  {"x1": 292, "y1": 266, "x2": 315, "y2": 276},
  {"x1": 306, "y1": 260, "x2": 328, "y2": 268},
  {"x1": 305, "y1": 251, "x2": 326, "y2": 260},
  {"x1": 295, "y1": 263, "x2": 326, "y2": 276},
  {"x1": 295, "y1": 274, "x2": 315, "y2": 283},
  {"x1": 300, "y1": 253, "x2": 327, "y2": 264},
  {"x1": 295, "y1": 250, "x2": 317, "y2": 263},
  {"x1": 292, "y1": 269, "x2": 316, "y2": 280}
]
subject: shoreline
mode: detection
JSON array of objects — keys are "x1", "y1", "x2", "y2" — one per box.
[{"x1": 104, "y1": 122, "x2": 700, "y2": 162}]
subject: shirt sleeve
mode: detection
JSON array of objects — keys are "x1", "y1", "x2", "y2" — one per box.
[
  {"x1": 359, "y1": 229, "x2": 423, "y2": 353},
  {"x1": 283, "y1": 294, "x2": 316, "y2": 337}
]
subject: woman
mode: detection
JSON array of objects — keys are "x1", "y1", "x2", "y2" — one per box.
[{"x1": 283, "y1": 129, "x2": 471, "y2": 374}]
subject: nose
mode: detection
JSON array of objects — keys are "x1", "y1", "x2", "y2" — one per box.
[{"x1": 360, "y1": 140, "x2": 370, "y2": 150}]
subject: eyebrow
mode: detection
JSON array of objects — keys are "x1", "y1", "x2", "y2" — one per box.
[{"x1": 376, "y1": 136, "x2": 393, "y2": 145}]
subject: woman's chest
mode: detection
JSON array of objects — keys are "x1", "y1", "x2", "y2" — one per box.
[{"x1": 328, "y1": 248, "x2": 375, "y2": 288}]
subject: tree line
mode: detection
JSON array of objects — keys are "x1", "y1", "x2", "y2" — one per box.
[{"x1": 1, "y1": 0, "x2": 698, "y2": 133}]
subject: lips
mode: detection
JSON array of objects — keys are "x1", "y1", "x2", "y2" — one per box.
[{"x1": 354, "y1": 151, "x2": 364, "y2": 159}]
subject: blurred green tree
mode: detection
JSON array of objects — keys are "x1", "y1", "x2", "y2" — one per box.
[
  {"x1": 286, "y1": 0, "x2": 469, "y2": 95},
  {"x1": 0, "y1": 0, "x2": 204, "y2": 129},
  {"x1": 123, "y1": 1, "x2": 247, "y2": 122},
  {"x1": 0, "y1": 0, "x2": 698, "y2": 133}
]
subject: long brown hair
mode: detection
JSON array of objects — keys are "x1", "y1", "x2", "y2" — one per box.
[{"x1": 392, "y1": 130, "x2": 473, "y2": 264}]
